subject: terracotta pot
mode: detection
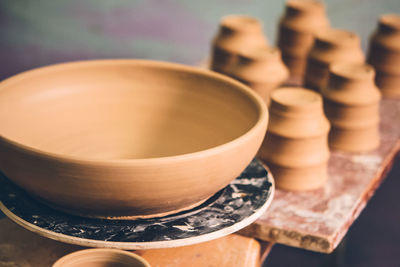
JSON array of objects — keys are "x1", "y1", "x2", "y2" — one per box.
[
  {"x1": 210, "y1": 15, "x2": 268, "y2": 75},
  {"x1": 53, "y1": 249, "x2": 151, "y2": 267},
  {"x1": 304, "y1": 28, "x2": 365, "y2": 91},
  {"x1": 321, "y1": 63, "x2": 381, "y2": 152},
  {"x1": 258, "y1": 88, "x2": 330, "y2": 191},
  {"x1": 0, "y1": 60, "x2": 269, "y2": 219},
  {"x1": 224, "y1": 46, "x2": 289, "y2": 104},
  {"x1": 278, "y1": 0, "x2": 329, "y2": 81},
  {"x1": 367, "y1": 14, "x2": 400, "y2": 98}
]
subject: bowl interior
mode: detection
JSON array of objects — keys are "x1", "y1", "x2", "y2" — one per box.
[{"x1": 0, "y1": 61, "x2": 260, "y2": 160}]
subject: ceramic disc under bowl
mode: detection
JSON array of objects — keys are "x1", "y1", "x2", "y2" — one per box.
[{"x1": 0, "y1": 159, "x2": 274, "y2": 250}]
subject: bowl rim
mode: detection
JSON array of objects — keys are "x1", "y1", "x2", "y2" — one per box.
[
  {"x1": 52, "y1": 248, "x2": 151, "y2": 267},
  {"x1": 0, "y1": 59, "x2": 268, "y2": 165}
]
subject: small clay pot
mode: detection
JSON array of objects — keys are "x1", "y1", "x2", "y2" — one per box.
[
  {"x1": 321, "y1": 63, "x2": 381, "y2": 152},
  {"x1": 304, "y1": 28, "x2": 365, "y2": 91},
  {"x1": 224, "y1": 47, "x2": 289, "y2": 104},
  {"x1": 210, "y1": 15, "x2": 268, "y2": 75},
  {"x1": 53, "y1": 248, "x2": 151, "y2": 267},
  {"x1": 258, "y1": 88, "x2": 330, "y2": 191},
  {"x1": 367, "y1": 14, "x2": 400, "y2": 98},
  {"x1": 278, "y1": 0, "x2": 329, "y2": 81}
]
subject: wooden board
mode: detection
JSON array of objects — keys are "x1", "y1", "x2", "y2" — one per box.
[
  {"x1": 0, "y1": 218, "x2": 272, "y2": 267},
  {"x1": 135, "y1": 235, "x2": 264, "y2": 267},
  {"x1": 240, "y1": 98, "x2": 400, "y2": 253}
]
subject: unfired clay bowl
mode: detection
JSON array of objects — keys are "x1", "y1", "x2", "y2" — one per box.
[
  {"x1": 52, "y1": 248, "x2": 151, "y2": 267},
  {"x1": 0, "y1": 60, "x2": 268, "y2": 219}
]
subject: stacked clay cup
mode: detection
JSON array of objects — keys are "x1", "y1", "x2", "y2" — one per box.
[
  {"x1": 278, "y1": 0, "x2": 329, "y2": 82},
  {"x1": 367, "y1": 14, "x2": 400, "y2": 98},
  {"x1": 210, "y1": 15, "x2": 268, "y2": 75},
  {"x1": 304, "y1": 28, "x2": 365, "y2": 91},
  {"x1": 259, "y1": 88, "x2": 330, "y2": 191},
  {"x1": 321, "y1": 63, "x2": 381, "y2": 152},
  {"x1": 224, "y1": 47, "x2": 289, "y2": 105}
]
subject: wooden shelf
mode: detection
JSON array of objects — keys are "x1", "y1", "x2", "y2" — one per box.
[{"x1": 240, "y1": 98, "x2": 400, "y2": 253}]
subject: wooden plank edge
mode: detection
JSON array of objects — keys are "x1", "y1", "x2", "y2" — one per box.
[
  {"x1": 240, "y1": 139, "x2": 400, "y2": 254},
  {"x1": 258, "y1": 240, "x2": 275, "y2": 266},
  {"x1": 330, "y1": 139, "x2": 400, "y2": 250},
  {"x1": 239, "y1": 224, "x2": 331, "y2": 253}
]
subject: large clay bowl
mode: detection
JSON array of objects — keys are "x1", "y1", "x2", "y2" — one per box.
[{"x1": 0, "y1": 60, "x2": 268, "y2": 219}]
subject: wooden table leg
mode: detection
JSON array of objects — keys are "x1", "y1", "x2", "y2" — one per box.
[
  {"x1": 324, "y1": 236, "x2": 347, "y2": 267},
  {"x1": 258, "y1": 240, "x2": 274, "y2": 267}
]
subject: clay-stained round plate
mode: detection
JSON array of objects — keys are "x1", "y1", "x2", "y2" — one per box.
[{"x1": 0, "y1": 159, "x2": 274, "y2": 250}]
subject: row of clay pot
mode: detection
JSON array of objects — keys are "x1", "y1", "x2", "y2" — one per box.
[
  {"x1": 279, "y1": 1, "x2": 400, "y2": 97},
  {"x1": 367, "y1": 14, "x2": 400, "y2": 98},
  {"x1": 208, "y1": 10, "x2": 368, "y2": 103},
  {"x1": 211, "y1": 1, "x2": 400, "y2": 98},
  {"x1": 277, "y1": 0, "x2": 329, "y2": 82},
  {"x1": 210, "y1": 15, "x2": 288, "y2": 104},
  {"x1": 277, "y1": 0, "x2": 365, "y2": 90},
  {"x1": 259, "y1": 62, "x2": 381, "y2": 191},
  {"x1": 208, "y1": 7, "x2": 386, "y2": 192},
  {"x1": 208, "y1": 10, "x2": 385, "y2": 102},
  {"x1": 277, "y1": 1, "x2": 365, "y2": 90}
]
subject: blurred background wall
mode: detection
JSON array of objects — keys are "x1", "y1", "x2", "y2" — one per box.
[{"x1": 0, "y1": 0, "x2": 399, "y2": 79}]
